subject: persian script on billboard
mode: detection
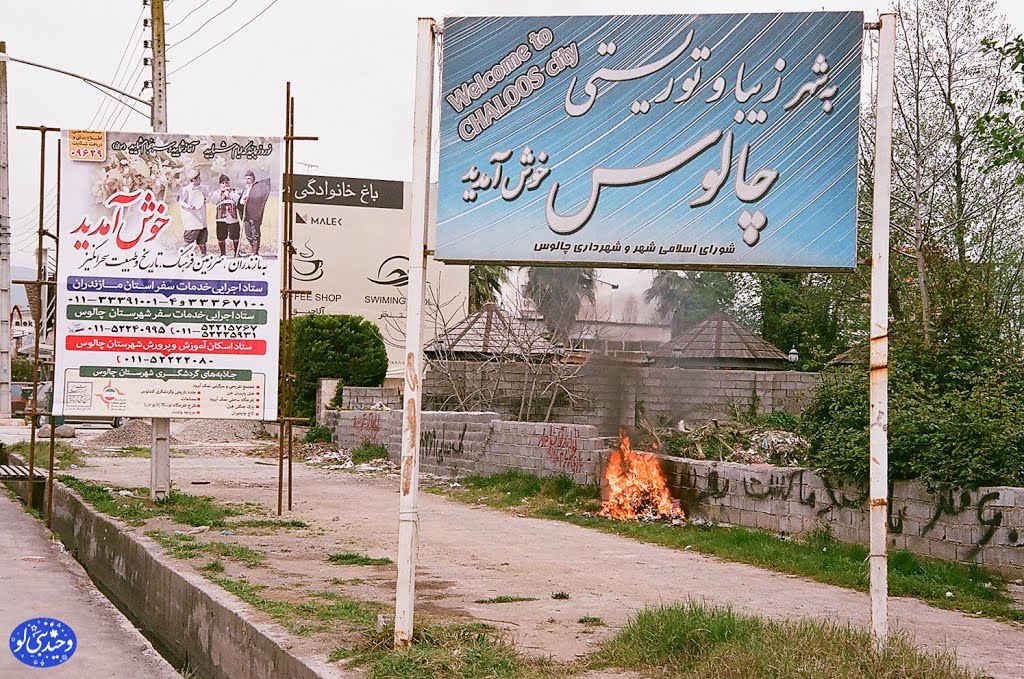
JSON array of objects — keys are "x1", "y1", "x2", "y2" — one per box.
[
  {"x1": 436, "y1": 13, "x2": 863, "y2": 270},
  {"x1": 54, "y1": 131, "x2": 283, "y2": 420},
  {"x1": 291, "y1": 176, "x2": 469, "y2": 378}
]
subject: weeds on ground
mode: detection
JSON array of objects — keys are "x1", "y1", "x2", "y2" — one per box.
[
  {"x1": 588, "y1": 601, "x2": 975, "y2": 678},
  {"x1": 440, "y1": 471, "x2": 1024, "y2": 624},
  {"x1": 551, "y1": 591, "x2": 571, "y2": 600},
  {"x1": 474, "y1": 595, "x2": 538, "y2": 604},
  {"x1": 577, "y1": 616, "x2": 605, "y2": 626},
  {"x1": 8, "y1": 441, "x2": 85, "y2": 470},
  {"x1": 328, "y1": 552, "x2": 392, "y2": 566},
  {"x1": 351, "y1": 443, "x2": 388, "y2": 465},
  {"x1": 145, "y1": 530, "x2": 266, "y2": 567},
  {"x1": 113, "y1": 446, "x2": 150, "y2": 458},
  {"x1": 304, "y1": 426, "x2": 334, "y2": 444},
  {"x1": 208, "y1": 575, "x2": 382, "y2": 637},
  {"x1": 58, "y1": 475, "x2": 253, "y2": 528}
]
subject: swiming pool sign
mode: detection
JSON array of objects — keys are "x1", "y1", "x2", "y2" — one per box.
[{"x1": 435, "y1": 13, "x2": 863, "y2": 270}]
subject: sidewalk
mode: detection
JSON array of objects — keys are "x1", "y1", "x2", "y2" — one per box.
[{"x1": 0, "y1": 488, "x2": 178, "y2": 677}]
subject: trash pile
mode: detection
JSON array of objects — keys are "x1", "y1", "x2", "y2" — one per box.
[
  {"x1": 171, "y1": 419, "x2": 267, "y2": 442},
  {"x1": 303, "y1": 447, "x2": 400, "y2": 474},
  {"x1": 731, "y1": 430, "x2": 808, "y2": 465}
]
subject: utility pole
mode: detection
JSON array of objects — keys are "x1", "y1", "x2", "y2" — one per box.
[
  {"x1": 150, "y1": 0, "x2": 171, "y2": 500},
  {"x1": 150, "y1": 0, "x2": 168, "y2": 133},
  {"x1": 0, "y1": 41, "x2": 13, "y2": 420}
]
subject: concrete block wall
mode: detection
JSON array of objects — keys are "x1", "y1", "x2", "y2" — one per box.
[
  {"x1": 321, "y1": 410, "x2": 604, "y2": 485},
  {"x1": 419, "y1": 360, "x2": 820, "y2": 435},
  {"x1": 655, "y1": 456, "x2": 1024, "y2": 577}
]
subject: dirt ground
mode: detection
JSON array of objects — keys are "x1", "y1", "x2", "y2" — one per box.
[{"x1": 63, "y1": 434, "x2": 1024, "y2": 679}]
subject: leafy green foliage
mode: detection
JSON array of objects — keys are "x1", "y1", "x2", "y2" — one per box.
[
  {"x1": 975, "y1": 35, "x2": 1024, "y2": 179},
  {"x1": 12, "y1": 357, "x2": 34, "y2": 381},
  {"x1": 303, "y1": 425, "x2": 333, "y2": 443},
  {"x1": 474, "y1": 595, "x2": 538, "y2": 604},
  {"x1": 351, "y1": 442, "x2": 388, "y2": 465},
  {"x1": 523, "y1": 267, "x2": 595, "y2": 342},
  {"x1": 801, "y1": 357, "x2": 1024, "y2": 487},
  {"x1": 468, "y1": 265, "x2": 511, "y2": 312},
  {"x1": 291, "y1": 315, "x2": 387, "y2": 422},
  {"x1": 644, "y1": 270, "x2": 736, "y2": 336}
]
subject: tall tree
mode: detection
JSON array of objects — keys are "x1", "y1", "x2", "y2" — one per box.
[
  {"x1": 643, "y1": 271, "x2": 736, "y2": 337},
  {"x1": 523, "y1": 267, "x2": 596, "y2": 342},
  {"x1": 467, "y1": 264, "x2": 511, "y2": 312}
]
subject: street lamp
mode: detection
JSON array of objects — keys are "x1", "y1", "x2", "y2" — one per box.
[{"x1": 788, "y1": 347, "x2": 799, "y2": 365}]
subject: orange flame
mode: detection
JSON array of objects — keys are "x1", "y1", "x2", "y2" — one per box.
[{"x1": 599, "y1": 435, "x2": 684, "y2": 522}]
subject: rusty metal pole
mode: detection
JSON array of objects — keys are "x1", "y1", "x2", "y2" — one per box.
[
  {"x1": 46, "y1": 140, "x2": 61, "y2": 527},
  {"x1": 277, "y1": 83, "x2": 291, "y2": 517},
  {"x1": 868, "y1": 13, "x2": 896, "y2": 653},
  {"x1": 394, "y1": 17, "x2": 437, "y2": 648},
  {"x1": 17, "y1": 125, "x2": 59, "y2": 510}
]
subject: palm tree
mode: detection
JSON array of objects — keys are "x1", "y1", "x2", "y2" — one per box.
[
  {"x1": 524, "y1": 267, "x2": 596, "y2": 343},
  {"x1": 644, "y1": 270, "x2": 736, "y2": 337},
  {"x1": 468, "y1": 265, "x2": 511, "y2": 312}
]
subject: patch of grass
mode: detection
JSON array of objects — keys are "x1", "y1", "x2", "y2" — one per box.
[
  {"x1": 474, "y1": 595, "x2": 538, "y2": 604},
  {"x1": 224, "y1": 518, "x2": 308, "y2": 534},
  {"x1": 551, "y1": 591, "x2": 570, "y2": 600},
  {"x1": 577, "y1": 616, "x2": 605, "y2": 626},
  {"x1": 198, "y1": 560, "x2": 225, "y2": 574},
  {"x1": 429, "y1": 469, "x2": 600, "y2": 512},
  {"x1": 351, "y1": 442, "x2": 388, "y2": 465},
  {"x1": 145, "y1": 530, "x2": 265, "y2": 567},
  {"x1": 113, "y1": 445, "x2": 150, "y2": 458},
  {"x1": 328, "y1": 552, "x2": 392, "y2": 566},
  {"x1": 330, "y1": 577, "x2": 367, "y2": 586},
  {"x1": 209, "y1": 575, "x2": 382, "y2": 637},
  {"x1": 59, "y1": 475, "x2": 160, "y2": 525},
  {"x1": 441, "y1": 471, "x2": 1024, "y2": 625},
  {"x1": 58, "y1": 475, "x2": 248, "y2": 528},
  {"x1": 335, "y1": 621, "x2": 561, "y2": 679},
  {"x1": 10, "y1": 441, "x2": 85, "y2": 470},
  {"x1": 588, "y1": 601, "x2": 973, "y2": 678}
]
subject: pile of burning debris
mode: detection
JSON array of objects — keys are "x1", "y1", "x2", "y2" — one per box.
[{"x1": 599, "y1": 435, "x2": 684, "y2": 524}]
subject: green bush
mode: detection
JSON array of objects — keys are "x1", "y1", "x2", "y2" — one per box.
[
  {"x1": 12, "y1": 357, "x2": 34, "y2": 381},
  {"x1": 801, "y1": 362, "x2": 1024, "y2": 487},
  {"x1": 291, "y1": 315, "x2": 387, "y2": 422},
  {"x1": 304, "y1": 426, "x2": 333, "y2": 443}
]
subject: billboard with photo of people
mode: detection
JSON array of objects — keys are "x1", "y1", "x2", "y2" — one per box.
[{"x1": 54, "y1": 130, "x2": 283, "y2": 420}]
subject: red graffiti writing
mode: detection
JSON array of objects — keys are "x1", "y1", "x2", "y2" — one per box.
[
  {"x1": 537, "y1": 424, "x2": 583, "y2": 474},
  {"x1": 354, "y1": 412, "x2": 382, "y2": 445}
]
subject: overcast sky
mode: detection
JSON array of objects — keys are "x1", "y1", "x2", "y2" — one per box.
[{"x1": 3, "y1": 0, "x2": 1022, "y2": 280}]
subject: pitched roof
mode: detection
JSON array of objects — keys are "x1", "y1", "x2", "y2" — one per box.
[
  {"x1": 653, "y1": 311, "x2": 788, "y2": 362},
  {"x1": 425, "y1": 303, "x2": 554, "y2": 356}
]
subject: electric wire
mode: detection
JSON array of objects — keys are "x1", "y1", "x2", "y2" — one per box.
[
  {"x1": 169, "y1": 0, "x2": 213, "y2": 31},
  {"x1": 169, "y1": 0, "x2": 281, "y2": 75},
  {"x1": 167, "y1": 0, "x2": 241, "y2": 51}
]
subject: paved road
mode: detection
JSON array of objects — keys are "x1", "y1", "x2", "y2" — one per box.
[{"x1": 0, "y1": 423, "x2": 178, "y2": 678}]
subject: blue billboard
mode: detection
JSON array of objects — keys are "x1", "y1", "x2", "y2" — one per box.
[{"x1": 435, "y1": 13, "x2": 863, "y2": 270}]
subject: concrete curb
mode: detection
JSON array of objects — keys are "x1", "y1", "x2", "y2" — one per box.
[{"x1": 12, "y1": 461, "x2": 351, "y2": 679}]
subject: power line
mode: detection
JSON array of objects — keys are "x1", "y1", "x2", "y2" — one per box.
[
  {"x1": 169, "y1": 0, "x2": 212, "y2": 30},
  {"x1": 167, "y1": 0, "x2": 240, "y2": 51},
  {"x1": 85, "y1": 81, "x2": 150, "y2": 121},
  {"x1": 90, "y1": 4, "x2": 147, "y2": 127},
  {"x1": 169, "y1": 0, "x2": 281, "y2": 76},
  {"x1": 101, "y1": 59, "x2": 147, "y2": 130}
]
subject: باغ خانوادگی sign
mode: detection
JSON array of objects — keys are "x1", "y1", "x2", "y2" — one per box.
[
  {"x1": 434, "y1": 12, "x2": 863, "y2": 270},
  {"x1": 53, "y1": 130, "x2": 284, "y2": 421}
]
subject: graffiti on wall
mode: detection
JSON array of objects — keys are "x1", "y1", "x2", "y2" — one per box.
[
  {"x1": 683, "y1": 463, "x2": 1022, "y2": 560},
  {"x1": 353, "y1": 413, "x2": 382, "y2": 445},
  {"x1": 537, "y1": 425, "x2": 584, "y2": 474},
  {"x1": 420, "y1": 422, "x2": 467, "y2": 465}
]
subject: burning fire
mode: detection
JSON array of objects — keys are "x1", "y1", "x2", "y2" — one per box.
[{"x1": 599, "y1": 434, "x2": 684, "y2": 522}]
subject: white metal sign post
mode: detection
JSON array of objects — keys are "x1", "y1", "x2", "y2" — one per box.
[
  {"x1": 869, "y1": 13, "x2": 896, "y2": 652},
  {"x1": 395, "y1": 17, "x2": 437, "y2": 647}
]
